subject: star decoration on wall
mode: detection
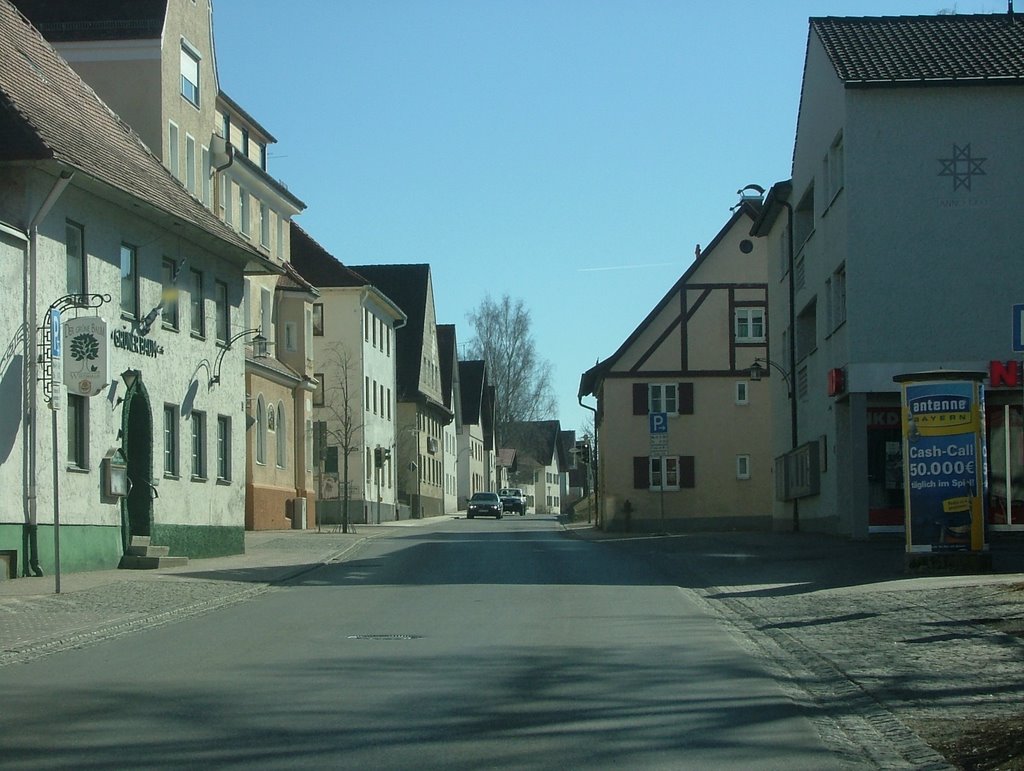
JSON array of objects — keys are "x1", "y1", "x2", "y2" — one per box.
[{"x1": 938, "y1": 143, "x2": 986, "y2": 191}]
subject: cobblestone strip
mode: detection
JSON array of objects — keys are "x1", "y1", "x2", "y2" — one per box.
[{"x1": 683, "y1": 585, "x2": 955, "y2": 770}]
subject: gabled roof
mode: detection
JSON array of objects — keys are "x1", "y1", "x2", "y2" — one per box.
[
  {"x1": 502, "y1": 420, "x2": 562, "y2": 468},
  {"x1": 578, "y1": 200, "x2": 762, "y2": 398},
  {"x1": 290, "y1": 224, "x2": 371, "y2": 288},
  {"x1": 495, "y1": 448, "x2": 517, "y2": 470},
  {"x1": 436, "y1": 323, "x2": 457, "y2": 413},
  {"x1": 11, "y1": 0, "x2": 166, "y2": 41},
  {"x1": 349, "y1": 264, "x2": 431, "y2": 401},
  {"x1": 458, "y1": 359, "x2": 486, "y2": 425},
  {"x1": 0, "y1": 0, "x2": 274, "y2": 271},
  {"x1": 810, "y1": 13, "x2": 1024, "y2": 86},
  {"x1": 276, "y1": 260, "x2": 318, "y2": 296}
]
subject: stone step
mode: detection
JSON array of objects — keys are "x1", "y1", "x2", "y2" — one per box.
[
  {"x1": 119, "y1": 554, "x2": 189, "y2": 570},
  {"x1": 126, "y1": 543, "x2": 169, "y2": 558}
]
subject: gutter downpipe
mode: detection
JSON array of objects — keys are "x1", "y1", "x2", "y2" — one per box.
[
  {"x1": 780, "y1": 196, "x2": 799, "y2": 533},
  {"x1": 578, "y1": 395, "x2": 599, "y2": 528},
  {"x1": 25, "y1": 168, "x2": 74, "y2": 577}
]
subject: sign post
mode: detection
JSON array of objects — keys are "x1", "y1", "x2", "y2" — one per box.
[{"x1": 649, "y1": 412, "x2": 668, "y2": 525}]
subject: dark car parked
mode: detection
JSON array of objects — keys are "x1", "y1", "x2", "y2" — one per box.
[
  {"x1": 466, "y1": 492, "x2": 503, "y2": 519},
  {"x1": 498, "y1": 488, "x2": 526, "y2": 515}
]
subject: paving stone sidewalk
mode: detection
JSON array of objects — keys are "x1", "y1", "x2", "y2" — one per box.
[{"x1": 567, "y1": 526, "x2": 1024, "y2": 769}]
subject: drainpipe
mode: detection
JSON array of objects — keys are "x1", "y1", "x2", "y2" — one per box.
[{"x1": 24, "y1": 168, "x2": 74, "y2": 576}]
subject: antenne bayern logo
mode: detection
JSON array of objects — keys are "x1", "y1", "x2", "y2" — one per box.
[{"x1": 938, "y1": 143, "x2": 986, "y2": 191}]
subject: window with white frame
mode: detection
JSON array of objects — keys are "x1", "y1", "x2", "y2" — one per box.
[
  {"x1": 736, "y1": 454, "x2": 751, "y2": 480},
  {"x1": 217, "y1": 415, "x2": 230, "y2": 481},
  {"x1": 201, "y1": 146, "x2": 211, "y2": 207},
  {"x1": 260, "y1": 201, "x2": 269, "y2": 248},
  {"x1": 190, "y1": 268, "x2": 204, "y2": 337},
  {"x1": 120, "y1": 243, "x2": 138, "y2": 317},
  {"x1": 163, "y1": 404, "x2": 179, "y2": 476},
  {"x1": 649, "y1": 456, "x2": 680, "y2": 490},
  {"x1": 312, "y1": 303, "x2": 324, "y2": 336},
  {"x1": 168, "y1": 121, "x2": 180, "y2": 180},
  {"x1": 185, "y1": 134, "x2": 196, "y2": 194},
  {"x1": 734, "y1": 307, "x2": 765, "y2": 342},
  {"x1": 223, "y1": 178, "x2": 233, "y2": 226},
  {"x1": 255, "y1": 396, "x2": 266, "y2": 465},
  {"x1": 180, "y1": 42, "x2": 200, "y2": 107},
  {"x1": 648, "y1": 383, "x2": 677, "y2": 414},
  {"x1": 65, "y1": 220, "x2": 85, "y2": 299},
  {"x1": 284, "y1": 321, "x2": 297, "y2": 352},
  {"x1": 276, "y1": 404, "x2": 286, "y2": 468},
  {"x1": 67, "y1": 394, "x2": 87, "y2": 469},
  {"x1": 191, "y1": 410, "x2": 206, "y2": 479},
  {"x1": 735, "y1": 382, "x2": 748, "y2": 405},
  {"x1": 313, "y1": 373, "x2": 324, "y2": 407},
  {"x1": 239, "y1": 188, "x2": 250, "y2": 236}
]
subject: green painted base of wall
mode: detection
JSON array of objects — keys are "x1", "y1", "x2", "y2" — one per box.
[
  {"x1": 151, "y1": 524, "x2": 244, "y2": 559},
  {"x1": 0, "y1": 523, "x2": 122, "y2": 576}
]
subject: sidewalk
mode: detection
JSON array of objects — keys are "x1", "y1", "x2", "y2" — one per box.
[{"x1": 0, "y1": 517, "x2": 452, "y2": 667}]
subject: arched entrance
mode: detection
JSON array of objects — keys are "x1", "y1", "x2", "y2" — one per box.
[{"x1": 120, "y1": 376, "x2": 153, "y2": 549}]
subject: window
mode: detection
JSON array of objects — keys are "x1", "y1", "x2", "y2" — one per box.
[
  {"x1": 259, "y1": 143, "x2": 267, "y2": 171},
  {"x1": 313, "y1": 373, "x2": 324, "y2": 407},
  {"x1": 67, "y1": 394, "x2": 86, "y2": 469},
  {"x1": 161, "y1": 258, "x2": 179, "y2": 329},
  {"x1": 372, "y1": 379, "x2": 378, "y2": 415},
  {"x1": 260, "y1": 287, "x2": 272, "y2": 339},
  {"x1": 190, "y1": 269, "x2": 204, "y2": 336},
  {"x1": 239, "y1": 188, "x2": 250, "y2": 236},
  {"x1": 217, "y1": 415, "x2": 231, "y2": 481},
  {"x1": 241, "y1": 127, "x2": 250, "y2": 158},
  {"x1": 120, "y1": 243, "x2": 138, "y2": 317},
  {"x1": 284, "y1": 322, "x2": 297, "y2": 352},
  {"x1": 364, "y1": 309, "x2": 370, "y2": 342},
  {"x1": 168, "y1": 122, "x2": 180, "y2": 180},
  {"x1": 260, "y1": 201, "x2": 269, "y2": 247},
  {"x1": 65, "y1": 220, "x2": 85, "y2": 299},
  {"x1": 365, "y1": 376, "x2": 370, "y2": 411},
  {"x1": 387, "y1": 387, "x2": 392, "y2": 421},
  {"x1": 736, "y1": 382, "x2": 749, "y2": 405},
  {"x1": 312, "y1": 303, "x2": 324, "y2": 336},
  {"x1": 648, "y1": 383, "x2": 678, "y2": 414},
  {"x1": 215, "y1": 280, "x2": 229, "y2": 343},
  {"x1": 276, "y1": 404, "x2": 286, "y2": 468},
  {"x1": 737, "y1": 455, "x2": 751, "y2": 480},
  {"x1": 830, "y1": 265, "x2": 847, "y2": 331},
  {"x1": 386, "y1": 326, "x2": 391, "y2": 356},
  {"x1": 223, "y1": 178, "x2": 233, "y2": 226},
  {"x1": 255, "y1": 396, "x2": 266, "y2": 465},
  {"x1": 634, "y1": 455, "x2": 695, "y2": 489},
  {"x1": 827, "y1": 133, "x2": 844, "y2": 202},
  {"x1": 276, "y1": 212, "x2": 284, "y2": 258},
  {"x1": 163, "y1": 404, "x2": 179, "y2": 476},
  {"x1": 191, "y1": 410, "x2": 206, "y2": 479},
  {"x1": 794, "y1": 184, "x2": 814, "y2": 250},
  {"x1": 796, "y1": 299, "x2": 817, "y2": 362},
  {"x1": 185, "y1": 134, "x2": 196, "y2": 194},
  {"x1": 180, "y1": 42, "x2": 200, "y2": 107},
  {"x1": 735, "y1": 308, "x2": 766, "y2": 342},
  {"x1": 201, "y1": 146, "x2": 211, "y2": 207}
]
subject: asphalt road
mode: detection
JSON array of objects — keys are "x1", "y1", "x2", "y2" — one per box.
[{"x1": 1, "y1": 517, "x2": 863, "y2": 770}]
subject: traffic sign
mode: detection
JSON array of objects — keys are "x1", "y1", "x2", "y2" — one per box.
[{"x1": 649, "y1": 412, "x2": 668, "y2": 434}]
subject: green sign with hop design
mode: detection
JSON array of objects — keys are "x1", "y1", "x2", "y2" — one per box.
[{"x1": 63, "y1": 316, "x2": 109, "y2": 397}]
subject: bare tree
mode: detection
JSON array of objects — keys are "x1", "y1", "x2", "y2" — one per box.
[
  {"x1": 316, "y1": 343, "x2": 363, "y2": 533},
  {"x1": 465, "y1": 294, "x2": 556, "y2": 438}
]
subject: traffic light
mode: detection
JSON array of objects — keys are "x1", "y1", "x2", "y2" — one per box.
[{"x1": 373, "y1": 447, "x2": 383, "y2": 468}]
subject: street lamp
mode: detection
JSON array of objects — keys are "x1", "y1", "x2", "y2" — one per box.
[{"x1": 208, "y1": 328, "x2": 269, "y2": 387}]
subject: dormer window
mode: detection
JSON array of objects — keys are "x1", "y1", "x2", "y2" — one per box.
[{"x1": 180, "y1": 41, "x2": 200, "y2": 107}]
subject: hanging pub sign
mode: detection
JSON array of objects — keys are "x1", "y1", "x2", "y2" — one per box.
[
  {"x1": 894, "y1": 371, "x2": 987, "y2": 554},
  {"x1": 63, "y1": 316, "x2": 110, "y2": 397}
]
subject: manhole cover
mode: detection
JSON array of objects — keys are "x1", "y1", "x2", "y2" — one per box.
[{"x1": 346, "y1": 634, "x2": 422, "y2": 641}]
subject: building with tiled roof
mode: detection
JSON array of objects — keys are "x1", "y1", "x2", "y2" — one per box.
[
  {"x1": 501, "y1": 420, "x2": 566, "y2": 515},
  {"x1": 0, "y1": 0, "x2": 284, "y2": 572},
  {"x1": 350, "y1": 264, "x2": 452, "y2": 519},
  {"x1": 289, "y1": 225, "x2": 405, "y2": 525},
  {"x1": 751, "y1": 11, "x2": 1024, "y2": 541},
  {"x1": 458, "y1": 359, "x2": 497, "y2": 504}
]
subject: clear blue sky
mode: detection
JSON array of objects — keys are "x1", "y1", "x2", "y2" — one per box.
[{"x1": 213, "y1": 0, "x2": 1003, "y2": 436}]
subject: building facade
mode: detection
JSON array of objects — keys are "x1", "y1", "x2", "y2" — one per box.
[
  {"x1": 580, "y1": 202, "x2": 772, "y2": 531},
  {"x1": 752, "y1": 12, "x2": 1024, "y2": 538}
]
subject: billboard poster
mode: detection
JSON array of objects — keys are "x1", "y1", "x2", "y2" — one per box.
[{"x1": 898, "y1": 373, "x2": 987, "y2": 553}]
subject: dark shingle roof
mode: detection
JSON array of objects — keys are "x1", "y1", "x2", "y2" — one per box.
[
  {"x1": 502, "y1": 420, "x2": 562, "y2": 468},
  {"x1": 348, "y1": 264, "x2": 431, "y2": 401},
  {"x1": 290, "y1": 224, "x2": 371, "y2": 288},
  {"x1": 12, "y1": 0, "x2": 166, "y2": 41},
  {"x1": 459, "y1": 360, "x2": 486, "y2": 425},
  {"x1": 811, "y1": 14, "x2": 1024, "y2": 85},
  {"x1": 0, "y1": 0, "x2": 273, "y2": 270},
  {"x1": 436, "y1": 323, "x2": 457, "y2": 412}
]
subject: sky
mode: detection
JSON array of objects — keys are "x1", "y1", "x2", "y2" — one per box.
[{"x1": 212, "y1": 0, "x2": 1004, "y2": 436}]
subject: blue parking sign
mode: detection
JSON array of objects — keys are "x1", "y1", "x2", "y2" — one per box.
[{"x1": 649, "y1": 412, "x2": 668, "y2": 434}]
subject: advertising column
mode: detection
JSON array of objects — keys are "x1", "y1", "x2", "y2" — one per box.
[{"x1": 894, "y1": 371, "x2": 987, "y2": 553}]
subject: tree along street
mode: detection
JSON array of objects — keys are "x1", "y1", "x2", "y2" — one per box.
[{"x1": 0, "y1": 519, "x2": 856, "y2": 770}]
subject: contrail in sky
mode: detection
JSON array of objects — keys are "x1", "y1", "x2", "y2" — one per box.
[{"x1": 578, "y1": 261, "x2": 678, "y2": 273}]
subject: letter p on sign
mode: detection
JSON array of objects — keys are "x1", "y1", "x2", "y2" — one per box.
[{"x1": 649, "y1": 412, "x2": 668, "y2": 434}]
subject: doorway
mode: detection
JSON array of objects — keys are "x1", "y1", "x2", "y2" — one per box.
[{"x1": 121, "y1": 378, "x2": 153, "y2": 547}]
